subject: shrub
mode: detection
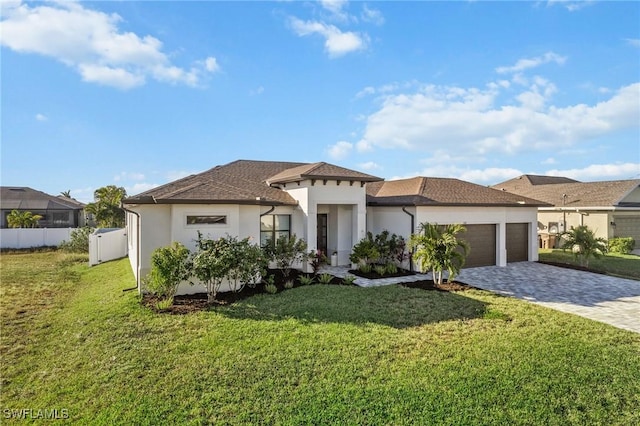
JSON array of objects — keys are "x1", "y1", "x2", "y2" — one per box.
[
  {"x1": 350, "y1": 231, "x2": 407, "y2": 269},
  {"x1": 374, "y1": 265, "x2": 387, "y2": 276},
  {"x1": 349, "y1": 232, "x2": 380, "y2": 266},
  {"x1": 358, "y1": 263, "x2": 372, "y2": 274},
  {"x1": 144, "y1": 242, "x2": 192, "y2": 300},
  {"x1": 385, "y1": 262, "x2": 398, "y2": 275},
  {"x1": 192, "y1": 234, "x2": 235, "y2": 302},
  {"x1": 298, "y1": 275, "x2": 315, "y2": 285},
  {"x1": 342, "y1": 275, "x2": 357, "y2": 286},
  {"x1": 317, "y1": 273, "x2": 333, "y2": 285},
  {"x1": 561, "y1": 225, "x2": 607, "y2": 267},
  {"x1": 263, "y1": 234, "x2": 308, "y2": 280},
  {"x1": 59, "y1": 227, "x2": 94, "y2": 253},
  {"x1": 263, "y1": 275, "x2": 277, "y2": 294},
  {"x1": 284, "y1": 280, "x2": 294, "y2": 289},
  {"x1": 226, "y1": 237, "x2": 267, "y2": 293},
  {"x1": 156, "y1": 297, "x2": 174, "y2": 311},
  {"x1": 608, "y1": 237, "x2": 635, "y2": 254}
]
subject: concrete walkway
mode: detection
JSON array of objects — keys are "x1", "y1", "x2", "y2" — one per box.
[
  {"x1": 320, "y1": 263, "x2": 640, "y2": 333},
  {"x1": 458, "y1": 262, "x2": 640, "y2": 333}
]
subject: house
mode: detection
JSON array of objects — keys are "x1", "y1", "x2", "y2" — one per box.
[
  {"x1": 123, "y1": 160, "x2": 546, "y2": 294},
  {"x1": 0, "y1": 186, "x2": 87, "y2": 229},
  {"x1": 492, "y1": 175, "x2": 640, "y2": 245}
]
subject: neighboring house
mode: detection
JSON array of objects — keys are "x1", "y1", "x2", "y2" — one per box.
[
  {"x1": 492, "y1": 175, "x2": 640, "y2": 244},
  {"x1": 0, "y1": 186, "x2": 87, "y2": 229},
  {"x1": 123, "y1": 160, "x2": 545, "y2": 294}
]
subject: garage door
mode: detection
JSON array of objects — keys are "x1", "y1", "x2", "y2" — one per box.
[
  {"x1": 613, "y1": 217, "x2": 640, "y2": 241},
  {"x1": 461, "y1": 224, "x2": 496, "y2": 267},
  {"x1": 506, "y1": 223, "x2": 528, "y2": 263}
]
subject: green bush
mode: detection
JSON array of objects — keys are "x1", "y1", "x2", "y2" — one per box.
[
  {"x1": 342, "y1": 275, "x2": 357, "y2": 285},
  {"x1": 262, "y1": 234, "x2": 308, "y2": 280},
  {"x1": 298, "y1": 275, "x2": 315, "y2": 285},
  {"x1": 59, "y1": 227, "x2": 94, "y2": 253},
  {"x1": 608, "y1": 237, "x2": 635, "y2": 254},
  {"x1": 143, "y1": 242, "x2": 192, "y2": 299},
  {"x1": 317, "y1": 273, "x2": 333, "y2": 285}
]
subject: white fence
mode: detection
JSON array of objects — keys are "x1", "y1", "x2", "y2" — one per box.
[
  {"x1": 0, "y1": 228, "x2": 74, "y2": 249},
  {"x1": 89, "y1": 228, "x2": 128, "y2": 266}
]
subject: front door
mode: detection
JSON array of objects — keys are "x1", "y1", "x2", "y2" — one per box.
[{"x1": 316, "y1": 214, "x2": 328, "y2": 255}]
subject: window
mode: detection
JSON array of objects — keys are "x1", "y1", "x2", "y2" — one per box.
[
  {"x1": 52, "y1": 212, "x2": 70, "y2": 227},
  {"x1": 186, "y1": 215, "x2": 227, "y2": 225},
  {"x1": 260, "y1": 214, "x2": 290, "y2": 246}
]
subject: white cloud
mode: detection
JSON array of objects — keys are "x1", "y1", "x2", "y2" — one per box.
[
  {"x1": 357, "y1": 81, "x2": 640, "y2": 157},
  {"x1": 496, "y1": 52, "x2": 566, "y2": 74},
  {"x1": 625, "y1": 38, "x2": 640, "y2": 48},
  {"x1": 361, "y1": 5, "x2": 384, "y2": 25},
  {"x1": 327, "y1": 141, "x2": 353, "y2": 159},
  {"x1": 546, "y1": 163, "x2": 640, "y2": 181},
  {"x1": 358, "y1": 161, "x2": 381, "y2": 170},
  {"x1": 35, "y1": 113, "x2": 47, "y2": 121},
  {"x1": 250, "y1": 86, "x2": 265, "y2": 96},
  {"x1": 114, "y1": 172, "x2": 146, "y2": 182},
  {"x1": 542, "y1": 157, "x2": 556, "y2": 165},
  {"x1": 127, "y1": 182, "x2": 159, "y2": 195},
  {"x1": 319, "y1": 0, "x2": 349, "y2": 20},
  {"x1": 546, "y1": 0, "x2": 595, "y2": 12},
  {"x1": 392, "y1": 164, "x2": 523, "y2": 185},
  {"x1": 289, "y1": 17, "x2": 367, "y2": 57},
  {"x1": 0, "y1": 1, "x2": 219, "y2": 89}
]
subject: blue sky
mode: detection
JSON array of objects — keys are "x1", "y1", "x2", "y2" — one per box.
[{"x1": 1, "y1": 0, "x2": 639, "y2": 203}]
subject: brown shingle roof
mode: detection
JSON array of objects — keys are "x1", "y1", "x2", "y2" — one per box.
[
  {"x1": 367, "y1": 177, "x2": 548, "y2": 207},
  {"x1": 1, "y1": 187, "x2": 85, "y2": 210},
  {"x1": 124, "y1": 160, "x2": 381, "y2": 205},
  {"x1": 266, "y1": 162, "x2": 382, "y2": 185},
  {"x1": 492, "y1": 175, "x2": 640, "y2": 207}
]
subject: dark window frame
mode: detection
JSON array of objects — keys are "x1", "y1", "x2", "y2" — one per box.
[
  {"x1": 186, "y1": 215, "x2": 228, "y2": 225},
  {"x1": 260, "y1": 214, "x2": 291, "y2": 247}
]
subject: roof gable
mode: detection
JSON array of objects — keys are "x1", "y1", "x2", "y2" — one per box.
[
  {"x1": 266, "y1": 162, "x2": 382, "y2": 185},
  {"x1": 368, "y1": 177, "x2": 548, "y2": 207},
  {"x1": 492, "y1": 176, "x2": 640, "y2": 207}
]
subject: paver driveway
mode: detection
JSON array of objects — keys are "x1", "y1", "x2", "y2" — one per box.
[{"x1": 457, "y1": 262, "x2": 640, "y2": 333}]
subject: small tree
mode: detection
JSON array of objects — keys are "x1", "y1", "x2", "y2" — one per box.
[
  {"x1": 143, "y1": 242, "x2": 192, "y2": 302},
  {"x1": 561, "y1": 225, "x2": 607, "y2": 267},
  {"x1": 409, "y1": 222, "x2": 469, "y2": 285},
  {"x1": 262, "y1": 234, "x2": 308, "y2": 279},
  {"x1": 7, "y1": 210, "x2": 42, "y2": 228},
  {"x1": 349, "y1": 232, "x2": 380, "y2": 269},
  {"x1": 192, "y1": 233, "x2": 235, "y2": 302}
]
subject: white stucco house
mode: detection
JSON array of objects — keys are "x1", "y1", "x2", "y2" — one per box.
[{"x1": 123, "y1": 160, "x2": 547, "y2": 294}]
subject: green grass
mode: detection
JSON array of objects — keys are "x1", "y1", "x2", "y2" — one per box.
[
  {"x1": 2, "y1": 252, "x2": 639, "y2": 424},
  {"x1": 539, "y1": 249, "x2": 640, "y2": 280}
]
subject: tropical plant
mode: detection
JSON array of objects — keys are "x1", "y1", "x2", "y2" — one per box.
[
  {"x1": 192, "y1": 233, "x2": 235, "y2": 302},
  {"x1": 59, "y1": 226, "x2": 94, "y2": 253},
  {"x1": 263, "y1": 275, "x2": 277, "y2": 294},
  {"x1": 409, "y1": 222, "x2": 469, "y2": 285},
  {"x1": 284, "y1": 280, "x2": 294, "y2": 289},
  {"x1": 6, "y1": 210, "x2": 42, "y2": 228},
  {"x1": 317, "y1": 273, "x2": 333, "y2": 285},
  {"x1": 374, "y1": 265, "x2": 387, "y2": 277},
  {"x1": 262, "y1": 234, "x2": 308, "y2": 280},
  {"x1": 60, "y1": 190, "x2": 72, "y2": 198},
  {"x1": 298, "y1": 275, "x2": 315, "y2": 286},
  {"x1": 561, "y1": 225, "x2": 607, "y2": 267},
  {"x1": 85, "y1": 185, "x2": 127, "y2": 228},
  {"x1": 350, "y1": 231, "x2": 407, "y2": 269},
  {"x1": 308, "y1": 249, "x2": 327, "y2": 274},
  {"x1": 342, "y1": 275, "x2": 357, "y2": 286},
  {"x1": 143, "y1": 242, "x2": 192, "y2": 301},
  {"x1": 385, "y1": 262, "x2": 398, "y2": 275},
  {"x1": 608, "y1": 237, "x2": 635, "y2": 254}
]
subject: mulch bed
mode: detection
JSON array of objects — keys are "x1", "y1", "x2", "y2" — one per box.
[
  {"x1": 348, "y1": 267, "x2": 415, "y2": 280},
  {"x1": 142, "y1": 269, "x2": 477, "y2": 315}
]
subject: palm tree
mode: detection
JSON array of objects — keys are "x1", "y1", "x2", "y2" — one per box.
[
  {"x1": 561, "y1": 225, "x2": 607, "y2": 268},
  {"x1": 60, "y1": 190, "x2": 72, "y2": 198},
  {"x1": 6, "y1": 210, "x2": 43, "y2": 228},
  {"x1": 409, "y1": 222, "x2": 469, "y2": 285},
  {"x1": 85, "y1": 185, "x2": 127, "y2": 228}
]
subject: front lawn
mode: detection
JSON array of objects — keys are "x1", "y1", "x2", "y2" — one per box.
[
  {"x1": 539, "y1": 249, "x2": 640, "y2": 280},
  {"x1": 1, "y1": 252, "x2": 639, "y2": 424}
]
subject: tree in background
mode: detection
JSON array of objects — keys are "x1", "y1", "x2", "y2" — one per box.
[
  {"x1": 561, "y1": 225, "x2": 607, "y2": 268},
  {"x1": 60, "y1": 190, "x2": 72, "y2": 198},
  {"x1": 409, "y1": 222, "x2": 469, "y2": 285},
  {"x1": 85, "y1": 185, "x2": 127, "y2": 228},
  {"x1": 6, "y1": 210, "x2": 43, "y2": 228}
]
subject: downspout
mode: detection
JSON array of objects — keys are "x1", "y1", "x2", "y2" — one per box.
[
  {"x1": 121, "y1": 205, "x2": 140, "y2": 292},
  {"x1": 260, "y1": 206, "x2": 276, "y2": 217},
  {"x1": 402, "y1": 206, "x2": 414, "y2": 272}
]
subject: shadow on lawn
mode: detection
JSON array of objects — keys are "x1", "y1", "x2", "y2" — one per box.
[{"x1": 217, "y1": 285, "x2": 488, "y2": 329}]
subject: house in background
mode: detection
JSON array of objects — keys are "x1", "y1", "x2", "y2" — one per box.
[
  {"x1": 0, "y1": 186, "x2": 87, "y2": 229},
  {"x1": 123, "y1": 160, "x2": 545, "y2": 295},
  {"x1": 492, "y1": 175, "x2": 640, "y2": 245}
]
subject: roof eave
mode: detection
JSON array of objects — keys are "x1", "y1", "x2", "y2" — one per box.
[{"x1": 123, "y1": 197, "x2": 297, "y2": 206}]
